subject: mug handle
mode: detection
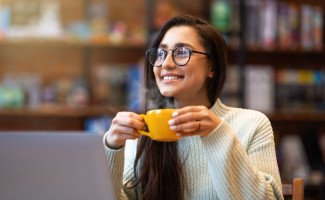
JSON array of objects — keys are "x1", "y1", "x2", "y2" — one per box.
[{"x1": 139, "y1": 114, "x2": 150, "y2": 137}]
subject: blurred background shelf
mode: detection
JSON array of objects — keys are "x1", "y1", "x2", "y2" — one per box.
[
  {"x1": 269, "y1": 112, "x2": 325, "y2": 122},
  {"x1": 0, "y1": 39, "x2": 146, "y2": 49},
  {"x1": 0, "y1": 0, "x2": 324, "y2": 198},
  {"x1": 0, "y1": 105, "x2": 122, "y2": 117},
  {"x1": 242, "y1": 49, "x2": 325, "y2": 66},
  {"x1": 2, "y1": 107, "x2": 325, "y2": 122}
]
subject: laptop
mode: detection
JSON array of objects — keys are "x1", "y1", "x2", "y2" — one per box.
[{"x1": 0, "y1": 132, "x2": 116, "y2": 200}]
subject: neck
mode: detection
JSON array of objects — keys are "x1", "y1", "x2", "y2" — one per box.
[{"x1": 174, "y1": 97, "x2": 211, "y2": 108}]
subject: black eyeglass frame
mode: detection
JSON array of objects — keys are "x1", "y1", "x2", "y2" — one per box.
[{"x1": 146, "y1": 46, "x2": 209, "y2": 67}]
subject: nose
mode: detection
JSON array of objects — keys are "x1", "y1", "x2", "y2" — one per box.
[{"x1": 161, "y1": 51, "x2": 175, "y2": 68}]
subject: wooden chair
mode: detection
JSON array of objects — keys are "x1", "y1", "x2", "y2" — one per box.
[{"x1": 282, "y1": 178, "x2": 304, "y2": 200}]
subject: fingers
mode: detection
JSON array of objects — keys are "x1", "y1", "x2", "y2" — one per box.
[
  {"x1": 169, "y1": 106, "x2": 206, "y2": 126},
  {"x1": 169, "y1": 105, "x2": 220, "y2": 137},
  {"x1": 106, "y1": 112, "x2": 145, "y2": 148},
  {"x1": 172, "y1": 106, "x2": 206, "y2": 118},
  {"x1": 110, "y1": 122, "x2": 141, "y2": 137},
  {"x1": 170, "y1": 120, "x2": 199, "y2": 133},
  {"x1": 107, "y1": 125, "x2": 141, "y2": 148},
  {"x1": 113, "y1": 112, "x2": 145, "y2": 131},
  {"x1": 169, "y1": 106, "x2": 204, "y2": 136}
]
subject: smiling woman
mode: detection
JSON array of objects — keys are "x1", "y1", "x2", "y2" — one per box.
[
  {"x1": 152, "y1": 25, "x2": 214, "y2": 106},
  {"x1": 103, "y1": 15, "x2": 284, "y2": 200}
]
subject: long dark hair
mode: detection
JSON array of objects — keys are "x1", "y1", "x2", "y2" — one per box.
[{"x1": 131, "y1": 15, "x2": 227, "y2": 200}]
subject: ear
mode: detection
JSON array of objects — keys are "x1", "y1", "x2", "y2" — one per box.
[{"x1": 208, "y1": 68, "x2": 215, "y2": 78}]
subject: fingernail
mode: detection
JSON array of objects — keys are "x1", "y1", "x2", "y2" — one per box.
[
  {"x1": 176, "y1": 133, "x2": 181, "y2": 137},
  {"x1": 170, "y1": 125, "x2": 176, "y2": 130},
  {"x1": 168, "y1": 119, "x2": 175, "y2": 125},
  {"x1": 172, "y1": 112, "x2": 178, "y2": 117}
]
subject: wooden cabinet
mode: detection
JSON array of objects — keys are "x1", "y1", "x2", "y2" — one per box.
[
  {"x1": 0, "y1": 1, "x2": 324, "y2": 129},
  {"x1": 230, "y1": 1, "x2": 325, "y2": 199},
  {"x1": 0, "y1": 0, "x2": 211, "y2": 131},
  {"x1": 228, "y1": 0, "x2": 325, "y2": 128},
  {"x1": 0, "y1": 0, "x2": 146, "y2": 130},
  {"x1": 0, "y1": 41, "x2": 145, "y2": 130}
]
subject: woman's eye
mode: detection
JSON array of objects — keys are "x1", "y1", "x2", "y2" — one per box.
[
  {"x1": 157, "y1": 50, "x2": 165, "y2": 59},
  {"x1": 176, "y1": 49, "x2": 189, "y2": 58}
]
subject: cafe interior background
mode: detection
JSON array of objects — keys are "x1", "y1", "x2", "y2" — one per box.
[{"x1": 0, "y1": 0, "x2": 324, "y2": 199}]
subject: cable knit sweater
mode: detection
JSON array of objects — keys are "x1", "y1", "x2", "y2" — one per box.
[{"x1": 103, "y1": 99, "x2": 284, "y2": 200}]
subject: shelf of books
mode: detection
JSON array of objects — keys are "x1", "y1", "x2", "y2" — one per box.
[
  {"x1": 0, "y1": 37, "x2": 146, "y2": 48},
  {"x1": 0, "y1": 0, "x2": 148, "y2": 131},
  {"x1": 216, "y1": 1, "x2": 325, "y2": 198},
  {"x1": 0, "y1": 60, "x2": 144, "y2": 130},
  {"x1": 0, "y1": 105, "x2": 124, "y2": 117},
  {"x1": 217, "y1": 1, "x2": 324, "y2": 113}
]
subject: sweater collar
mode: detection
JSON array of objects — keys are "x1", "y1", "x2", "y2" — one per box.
[{"x1": 210, "y1": 98, "x2": 232, "y2": 118}]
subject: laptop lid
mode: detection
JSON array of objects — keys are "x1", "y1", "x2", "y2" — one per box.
[{"x1": 0, "y1": 132, "x2": 115, "y2": 200}]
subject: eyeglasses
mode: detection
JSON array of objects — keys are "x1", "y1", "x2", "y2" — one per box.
[{"x1": 146, "y1": 46, "x2": 209, "y2": 67}]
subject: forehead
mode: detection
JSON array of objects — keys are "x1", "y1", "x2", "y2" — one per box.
[{"x1": 160, "y1": 26, "x2": 202, "y2": 48}]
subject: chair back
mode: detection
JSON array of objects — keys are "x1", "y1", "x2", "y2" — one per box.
[{"x1": 282, "y1": 178, "x2": 304, "y2": 200}]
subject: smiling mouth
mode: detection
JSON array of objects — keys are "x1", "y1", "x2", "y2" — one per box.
[{"x1": 162, "y1": 75, "x2": 184, "y2": 80}]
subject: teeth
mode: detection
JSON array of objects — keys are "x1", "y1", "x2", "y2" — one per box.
[{"x1": 163, "y1": 76, "x2": 181, "y2": 80}]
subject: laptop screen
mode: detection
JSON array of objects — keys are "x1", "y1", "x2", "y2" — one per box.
[{"x1": 0, "y1": 132, "x2": 116, "y2": 200}]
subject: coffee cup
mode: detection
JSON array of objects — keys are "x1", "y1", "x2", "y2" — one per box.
[{"x1": 139, "y1": 109, "x2": 180, "y2": 142}]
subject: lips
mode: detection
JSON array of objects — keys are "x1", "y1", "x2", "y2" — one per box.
[
  {"x1": 161, "y1": 73, "x2": 184, "y2": 81},
  {"x1": 162, "y1": 76, "x2": 183, "y2": 80}
]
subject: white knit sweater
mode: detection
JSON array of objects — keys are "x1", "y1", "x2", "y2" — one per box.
[{"x1": 104, "y1": 99, "x2": 284, "y2": 200}]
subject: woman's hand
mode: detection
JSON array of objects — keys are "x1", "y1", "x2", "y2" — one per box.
[
  {"x1": 105, "y1": 112, "x2": 145, "y2": 149},
  {"x1": 168, "y1": 106, "x2": 221, "y2": 137}
]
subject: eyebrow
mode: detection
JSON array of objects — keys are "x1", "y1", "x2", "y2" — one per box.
[{"x1": 159, "y1": 42, "x2": 194, "y2": 49}]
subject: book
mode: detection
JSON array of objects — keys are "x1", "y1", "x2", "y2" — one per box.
[
  {"x1": 259, "y1": 0, "x2": 277, "y2": 50},
  {"x1": 244, "y1": 65, "x2": 274, "y2": 113},
  {"x1": 244, "y1": 0, "x2": 261, "y2": 48},
  {"x1": 313, "y1": 6, "x2": 324, "y2": 51},
  {"x1": 221, "y1": 64, "x2": 241, "y2": 107},
  {"x1": 210, "y1": 0, "x2": 232, "y2": 33},
  {"x1": 277, "y1": 2, "x2": 291, "y2": 50},
  {"x1": 278, "y1": 135, "x2": 310, "y2": 183},
  {"x1": 275, "y1": 69, "x2": 325, "y2": 113},
  {"x1": 300, "y1": 4, "x2": 314, "y2": 51},
  {"x1": 288, "y1": 3, "x2": 299, "y2": 50}
]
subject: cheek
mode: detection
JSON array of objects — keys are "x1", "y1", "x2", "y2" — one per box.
[
  {"x1": 185, "y1": 68, "x2": 211, "y2": 89},
  {"x1": 153, "y1": 68, "x2": 160, "y2": 82},
  {"x1": 187, "y1": 66, "x2": 209, "y2": 81}
]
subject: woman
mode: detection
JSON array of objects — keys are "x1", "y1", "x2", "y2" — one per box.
[{"x1": 104, "y1": 15, "x2": 283, "y2": 200}]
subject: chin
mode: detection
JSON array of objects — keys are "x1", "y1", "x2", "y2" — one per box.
[
  {"x1": 161, "y1": 93, "x2": 173, "y2": 97},
  {"x1": 159, "y1": 89, "x2": 175, "y2": 97}
]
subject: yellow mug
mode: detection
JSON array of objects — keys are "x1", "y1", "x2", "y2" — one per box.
[{"x1": 139, "y1": 109, "x2": 180, "y2": 142}]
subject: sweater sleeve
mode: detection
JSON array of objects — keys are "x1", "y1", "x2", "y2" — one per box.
[
  {"x1": 102, "y1": 134, "x2": 125, "y2": 199},
  {"x1": 102, "y1": 134, "x2": 138, "y2": 200},
  {"x1": 200, "y1": 111, "x2": 284, "y2": 200}
]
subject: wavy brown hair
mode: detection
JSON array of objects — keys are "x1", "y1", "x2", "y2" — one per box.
[{"x1": 130, "y1": 15, "x2": 227, "y2": 200}]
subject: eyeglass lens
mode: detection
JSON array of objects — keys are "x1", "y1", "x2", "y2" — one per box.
[{"x1": 148, "y1": 47, "x2": 191, "y2": 67}]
